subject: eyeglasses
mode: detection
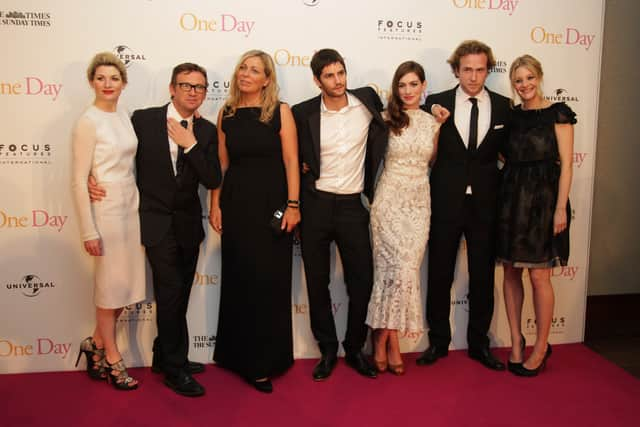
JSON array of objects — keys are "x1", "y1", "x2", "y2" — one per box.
[{"x1": 176, "y1": 82, "x2": 207, "y2": 94}]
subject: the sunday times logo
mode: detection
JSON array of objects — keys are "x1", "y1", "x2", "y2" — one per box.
[
  {"x1": 5, "y1": 274, "x2": 56, "y2": 298},
  {"x1": 193, "y1": 335, "x2": 216, "y2": 349},
  {"x1": 490, "y1": 60, "x2": 508, "y2": 73},
  {"x1": 0, "y1": 11, "x2": 52, "y2": 27},
  {"x1": 377, "y1": 19, "x2": 423, "y2": 41},
  {"x1": 113, "y1": 45, "x2": 147, "y2": 68}
]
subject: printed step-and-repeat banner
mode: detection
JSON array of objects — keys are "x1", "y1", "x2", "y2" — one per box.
[{"x1": 0, "y1": 0, "x2": 603, "y2": 373}]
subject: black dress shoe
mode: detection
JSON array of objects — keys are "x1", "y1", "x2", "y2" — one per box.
[
  {"x1": 469, "y1": 347, "x2": 506, "y2": 371},
  {"x1": 512, "y1": 344, "x2": 552, "y2": 377},
  {"x1": 164, "y1": 372, "x2": 205, "y2": 397},
  {"x1": 312, "y1": 354, "x2": 337, "y2": 381},
  {"x1": 345, "y1": 352, "x2": 377, "y2": 379},
  {"x1": 152, "y1": 358, "x2": 205, "y2": 375},
  {"x1": 247, "y1": 378, "x2": 273, "y2": 393},
  {"x1": 416, "y1": 345, "x2": 448, "y2": 366}
]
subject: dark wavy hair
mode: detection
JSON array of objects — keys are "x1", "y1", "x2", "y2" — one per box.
[{"x1": 386, "y1": 61, "x2": 425, "y2": 136}]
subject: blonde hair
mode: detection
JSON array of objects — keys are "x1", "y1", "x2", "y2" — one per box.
[
  {"x1": 224, "y1": 50, "x2": 280, "y2": 123},
  {"x1": 87, "y1": 52, "x2": 127, "y2": 84},
  {"x1": 509, "y1": 54, "x2": 544, "y2": 104}
]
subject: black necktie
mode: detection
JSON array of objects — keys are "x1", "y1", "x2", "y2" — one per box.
[
  {"x1": 468, "y1": 97, "x2": 478, "y2": 152},
  {"x1": 176, "y1": 120, "x2": 188, "y2": 176}
]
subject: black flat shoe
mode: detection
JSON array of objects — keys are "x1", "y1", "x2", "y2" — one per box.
[
  {"x1": 312, "y1": 354, "x2": 337, "y2": 381},
  {"x1": 345, "y1": 352, "x2": 377, "y2": 379},
  {"x1": 416, "y1": 345, "x2": 448, "y2": 366},
  {"x1": 248, "y1": 378, "x2": 273, "y2": 394},
  {"x1": 512, "y1": 344, "x2": 552, "y2": 377},
  {"x1": 469, "y1": 347, "x2": 506, "y2": 371},
  {"x1": 164, "y1": 371, "x2": 205, "y2": 397}
]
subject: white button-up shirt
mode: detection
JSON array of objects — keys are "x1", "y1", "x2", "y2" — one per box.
[
  {"x1": 167, "y1": 102, "x2": 195, "y2": 176},
  {"x1": 315, "y1": 92, "x2": 373, "y2": 194}
]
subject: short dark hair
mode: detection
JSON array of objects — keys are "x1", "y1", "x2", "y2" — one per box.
[
  {"x1": 447, "y1": 40, "x2": 496, "y2": 74},
  {"x1": 310, "y1": 49, "x2": 346, "y2": 79},
  {"x1": 170, "y1": 62, "x2": 208, "y2": 87}
]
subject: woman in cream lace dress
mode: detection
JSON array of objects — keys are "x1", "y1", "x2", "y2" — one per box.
[{"x1": 366, "y1": 61, "x2": 440, "y2": 375}]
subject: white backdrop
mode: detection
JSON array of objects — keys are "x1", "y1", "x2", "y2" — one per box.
[{"x1": 0, "y1": 0, "x2": 604, "y2": 373}]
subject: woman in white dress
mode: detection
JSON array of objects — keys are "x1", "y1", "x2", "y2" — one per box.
[
  {"x1": 71, "y1": 52, "x2": 145, "y2": 390},
  {"x1": 366, "y1": 61, "x2": 441, "y2": 375}
]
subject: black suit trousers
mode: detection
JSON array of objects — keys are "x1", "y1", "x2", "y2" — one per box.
[
  {"x1": 145, "y1": 227, "x2": 199, "y2": 377},
  {"x1": 426, "y1": 196, "x2": 496, "y2": 351},
  {"x1": 300, "y1": 189, "x2": 373, "y2": 356}
]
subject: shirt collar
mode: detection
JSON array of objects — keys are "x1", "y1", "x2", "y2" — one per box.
[
  {"x1": 320, "y1": 91, "x2": 362, "y2": 113},
  {"x1": 456, "y1": 86, "x2": 490, "y2": 104},
  {"x1": 167, "y1": 101, "x2": 194, "y2": 124}
]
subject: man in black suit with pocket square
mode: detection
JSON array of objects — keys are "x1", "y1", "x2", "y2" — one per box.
[
  {"x1": 291, "y1": 49, "x2": 388, "y2": 381},
  {"x1": 417, "y1": 40, "x2": 509, "y2": 371},
  {"x1": 91, "y1": 63, "x2": 221, "y2": 395}
]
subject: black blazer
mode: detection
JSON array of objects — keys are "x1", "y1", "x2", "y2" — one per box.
[
  {"x1": 423, "y1": 86, "x2": 510, "y2": 223},
  {"x1": 291, "y1": 87, "x2": 388, "y2": 202},
  {"x1": 132, "y1": 104, "x2": 221, "y2": 248}
]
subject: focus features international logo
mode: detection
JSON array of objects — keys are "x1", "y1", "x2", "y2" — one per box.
[
  {"x1": 303, "y1": 0, "x2": 320, "y2": 6},
  {"x1": 118, "y1": 302, "x2": 154, "y2": 323},
  {"x1": 113, "y1": 45, "x2": 147, "y2": 68},
  {"x1": 545, "y1": 88, "x2": 580, "y2": 103},
  {"x1": 193, "y1": 335, "x2": 216, "y2": 349},
  {"x1": 377, "y1": 19, "x2": 423, "y2": 41},
  {"x1": 5, "y1": 274, "x2": 56, "y2": 298},
  {"x1": 0, "y1": 11, "x2": 52, "y2": 27},
  {"x1": 205, "y1": 80, "x2": 230, "y2": 103},
  {"x1": 526, "y1": 316, "x2": 566, "y2": 334},
  {"x1": 0, "y1": 142, "x2": 52, "y2": 166}
]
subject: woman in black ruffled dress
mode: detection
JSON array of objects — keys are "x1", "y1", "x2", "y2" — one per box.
[{"x1": 497, "y1": 55, "x2": 576, "y2": 377}]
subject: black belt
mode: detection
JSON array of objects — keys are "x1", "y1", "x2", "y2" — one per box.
[{"x1": 307, "y1": 189, "x2": 361, "y2": 201}]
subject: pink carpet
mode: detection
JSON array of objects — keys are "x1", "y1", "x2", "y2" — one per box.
[{"x1": 2, "y1": 344, "x2": 638, "y2": 427}]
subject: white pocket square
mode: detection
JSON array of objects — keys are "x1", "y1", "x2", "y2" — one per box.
[{"x1": 493, "y1": 124, "x2": 505, "y2": 129}]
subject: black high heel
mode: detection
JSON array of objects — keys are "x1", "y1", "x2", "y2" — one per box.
[
  {"x1": 247, "y1": 377, "x2": 273, "y2": 393},
  {"x1": 75, "y1": 337, "x2": 106, "y2": 380},
  {"x1": 513, "y1": 343, "x2": 552, "y2": 377},
  {"x1": 507, "y1": 333, "x2": 526, "y2": 374},
  {"x1": 105, "y1": 359, "x2": 138, "y2": 391}
]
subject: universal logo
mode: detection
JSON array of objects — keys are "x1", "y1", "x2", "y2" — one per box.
[
  {"x1": 489, "y1": 60, "x2": 508, "y2": 74},
  {"x1": 193, "y1": 335, "x2": 216, "y2": 349},
  {"x1": 113, "y1": 45, "x2": 147, "y2": 68},
  {"x1": 377, "y1": 19, "x2": 423, "y2": 41},
  {"x1": 545, "y1": 88, "x2": 579, "y2": 103},
  {"x1": 5, "y1": 274, "x2": 55, "y2": 298},
  {"x1": 451, "y1": 294, "x2": 470, "y2": 312},
  {"x1": 0, "y1": 143, "x2": 52, "y2": 166},
  {"x1": 118, "y1": 302, "x2": 154, "y2": 323},
  {"x1": 206, "y1": 80, "x2": 230, "y2": 103},
  {"x1": 0, "y1": 11, "x2": 52, "y2": 27},
  {"x1": 303, "y1": 0, "x2": 320, "y2": 6},
  {"x1": 526, "y1": 316, "x2": 566, "y2": 334}
]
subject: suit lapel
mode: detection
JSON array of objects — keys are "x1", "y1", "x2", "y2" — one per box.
[
  {"x1": 442, "y1": 87, "x2": 467, "y2": 151},
  {"x1": 307, "y1": 96, "x2": 322, "y2": 174},
  {"x1": 157, "y1": 104, "x2": 175, "y2": 179}
]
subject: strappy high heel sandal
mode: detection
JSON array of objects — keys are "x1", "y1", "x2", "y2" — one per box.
[
  {"x1": 75, "y1": 337, "x2": 106, "y2": 380},
  {"x1": 105, "y1": 359, "x2": 138, "y2": 391}
]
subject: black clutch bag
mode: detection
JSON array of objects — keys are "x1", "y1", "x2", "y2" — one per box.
[{"x1": 269, "y1": 204, "x2": 287, "y2": 235}]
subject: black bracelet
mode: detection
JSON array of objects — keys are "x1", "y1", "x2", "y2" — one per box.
[
  {"x1": 287, "y1": 199, "x2": 299, "y2": 205},
  {"x1": 286, "y1": 204, "x2": 299, "y2": 209}
]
